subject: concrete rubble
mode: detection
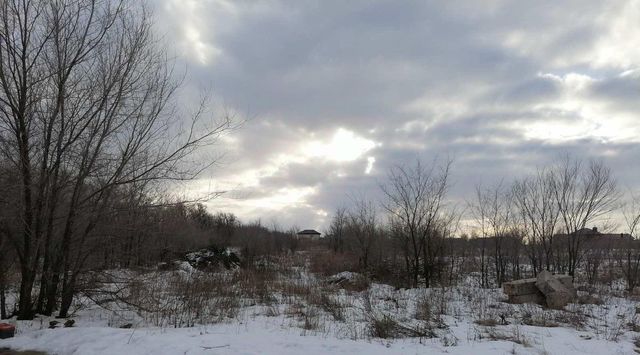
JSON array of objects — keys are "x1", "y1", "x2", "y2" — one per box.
[{"x1": 502, "y1": 271, "x2": 576, "y2": 309}]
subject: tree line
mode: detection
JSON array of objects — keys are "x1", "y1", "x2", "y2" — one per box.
[{"x1": 325, "y1": 156, "x2": 640, "y2": 291}]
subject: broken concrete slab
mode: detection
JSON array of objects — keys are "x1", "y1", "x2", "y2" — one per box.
[
  {"x1": 502, "y1": 272, "x2": 576, "y2": 309},
  {"x1": 555, "y1": 275, "x2": 576, "y2": 297},
  {"x1": 535, "y1": 271, "x2": 574, "y2": 309},
  {"x1": 502, "y1": 277, "x2": 540, "y2": 295}
]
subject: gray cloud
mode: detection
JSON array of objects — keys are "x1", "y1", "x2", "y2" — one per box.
[{"x1": 152, "y1": 0, "x2": 640, "y2": 229}]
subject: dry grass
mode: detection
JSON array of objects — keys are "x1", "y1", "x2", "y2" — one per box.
[
  {"x1": 368, "y1": 313, "x2": 436, "y2": 339},
  {"x1": 87, "y1": 251, "x2": 639, "y2": 350},
  {"x1": 484, "y1": 325, "x2": 530, "y2": 347},
  {"x1": 338, "y1": 277, "x2": 371, "y2": 293},
  {"x1": 576, "y1": 294, "x2": 604, "y2": 305},
  {"x1": 300, "y1": 307, "x2": 321, "y2": 331},
  {"x1": 521, "y1": 310, "x2": 559, "y2": 328},
  {"x1": 369, "y1": 314, "x2": 400, "y2": 338},
  {"x1": 475, "y1": 318, "x2": 499, "y2": 327},
  {"x1": 415, "y1": 294, "x2": 432, "y2": 321},
  {"x1": 308, "y1": 250, "x2": 359, "y2": 276},
  {"x1": 306, "y1": 292, "x2": 344, "y2": 321}
]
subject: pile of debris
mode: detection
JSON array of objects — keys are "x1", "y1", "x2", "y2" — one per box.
[
  {"x1": 184, "y1": 246, "x2": 241, "y2": 271},
  {"x1": 503, "y1": 271, "x2": 576, "y2": 309}
]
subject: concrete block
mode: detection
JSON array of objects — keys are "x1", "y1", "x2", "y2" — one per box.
[
  {"x1": 503, "y1": 278, "x2": 538, "y2": 295},
  {"x1": 535, "y1": 270, "x2": 574, "y2": 309}
]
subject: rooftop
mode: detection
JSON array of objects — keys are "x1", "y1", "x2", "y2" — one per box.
[{"x1": 297, "y1": 229, "x2": 321, "y2": 235}]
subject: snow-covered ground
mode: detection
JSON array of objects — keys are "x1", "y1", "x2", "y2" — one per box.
[
  {"x1": 3, "y1": 319, "x2": 637, "y2": 355},
  {"x1": 1, "y1": 267, "x2": 640, "y2": 354}
]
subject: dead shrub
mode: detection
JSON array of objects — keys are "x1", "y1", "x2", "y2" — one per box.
[
  {"x1": 369, "y1": 314, "x2": 436, "y2": 339},
  {"x1": 340, "y1": 276, "x2": 370, "y2": 293},
  {"x1": 307, "y1": 292, "x2": 344, "y2": 321},
  {"x1": 576, "y1": 294, "x2": 603, "y2": 305},
  {"x1": 300, "y1": 307, "x2": 320, "y2": 330},
  {"x1": 605, "y1": 315, "x2": 628, "y2": 342},
  {"x1": 235, "y1": 267, "x2": 277, "y2": 301},
  {"x1": 485, "y1": 326, "x2": 530, "y2": 346},
  {"x1": 120, "y1": 271, "x2": 243, "y2": 328},
  {"x1": 265, "y1": 305, "x2": 280, "y2": 317},
  {"x1": 309, "y1": 250, "x2": 359, "y2": 276},
  {"x1": 213, "y1": 296, "x2": 241, "y2": 319},
  {"x1": 285, "y1": 303, "x2": 305, "y2": 317},
  {"x1": 521, "y1": 310, "x2": 559, "y2": 328},
  {"x1": 277, "y1": 279, "x2": 313, "y2": 298},
  {"x1": 554, "y1": 309, "x2": 587, "y2": 329},
  {"x1": 415, "y1": 294, "x2": 432, "y2": 321},
  {"x1": 369, "y1": 314, "x2": 400, "y2": 338},
  {"x1": 475, "y1": 318, "x2": 498, "y2": 327},
  {"x1": 627, "y1": 320, "x2": 640, "y2": 332}
]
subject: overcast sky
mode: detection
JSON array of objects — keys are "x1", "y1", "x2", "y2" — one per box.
[{"x1": 152, "y1": 0, "x2": 640, "y2": 231}]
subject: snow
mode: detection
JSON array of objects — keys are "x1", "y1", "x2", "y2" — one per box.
[
  {"x1": 1, "y1": 319, "x2": 636, "y2": 355},
  {"x1": 1, "y1": 268, "x2": 640, "y2": 354},
  {"x1": 178, "y1": 261, "x2": 196, "y2": 274},
  {"x1": 330, "y1": 272, "x2": 361, "y2": 280}
]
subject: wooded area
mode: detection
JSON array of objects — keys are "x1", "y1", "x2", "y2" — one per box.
[{"x1": 0, "y1": 0, "x2": 232, "y2": 319}]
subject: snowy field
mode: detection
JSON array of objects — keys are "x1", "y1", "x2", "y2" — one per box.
[
  {"x1": 3, "y1": 318, "x2": 637, "y2": 355},
  {"x1": 2, "y1": 265, "x2": 640, "y2": 355}
]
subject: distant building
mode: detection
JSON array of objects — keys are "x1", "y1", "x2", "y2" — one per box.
[
  {"x1": 297, "y1": 229, "x2": 322, "y2": 240},
  {"x1": 555, "y1": 226, "x2": 634, "y2": 249}
]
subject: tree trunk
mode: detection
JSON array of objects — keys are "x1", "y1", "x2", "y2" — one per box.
[
  {"x1": 36, "y1": 250, "x2": 52, "y2": 314},
  {"x1": 422, "y1": 240, "x2": 430, "y2": 288},
  {"x1": 17, "y1": 261, "x2": 35, "y2": 319},
  {"x1": 44, "y1": 262, "x2": 62, "y2": 315},
  {"x1": 58, "y1": 269, "x2": 79, "y2": 318},
  {"x1": 58, "y1": 282, "x2": 74, "y2": 318},
  {"x1": 0, "y1": 266, "x2": 6, "y2": 319}
]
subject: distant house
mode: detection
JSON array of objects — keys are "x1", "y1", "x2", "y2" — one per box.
[
  {"x1": 297, "y1": 229, "x2": 322, "y2": 240},
  {"x1": 556, "y1": 227, "x2": 634, "y2": 249}
]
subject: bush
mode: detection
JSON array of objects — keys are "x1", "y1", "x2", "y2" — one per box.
[
  {"x1": 369, "y1": 314, "x2": 400, "y2": 338},
  {"x1": 475, "y1": 318, "x2": 498, "y2": 327},
  {"x1": 415, "y1": 294, "x2": 432, "y2": 321},
  {"x1": 369, "y1": 313, "x2": 436, "y2": 339},
  {"x1": 307, "y1": 292, "x2": 344, "y2": 321},
  {"x1": 309, "y1": 250, "x2": 359, "y2": 276}
]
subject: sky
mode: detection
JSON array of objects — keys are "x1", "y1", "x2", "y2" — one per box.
[{"x1": 151, "y1": 0, "x2": 640, "y2": 231}]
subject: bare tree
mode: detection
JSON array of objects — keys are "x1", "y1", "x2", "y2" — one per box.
[
  {"x1": 327, "y1": 207, "x2": 347, "y2": 253},
  {"x1": 0, "y1": 221, "x2": 7, "y2": 319},
  {"x1": 344, "y1": 199, "x2": 378, "y2": 271},
  {"x1": 512, "y1": 168, "x2": 560, "y2": 275},
  {"x1": 505, "y1": 226, "x2": 524, "y2": 281},
  {"x1": 550, "y1": 156, "x2": 619, "y2": 278},
  {"x1": 381, "y1": 158, "x2": 452, "y2": 287},
  {"x1": 620, "y1": 192, "x2": 640, "y2": 291},
  {"x1": 0, "y1": 0, "x2": 233, "y2": 319},
  {"x1": 469, "y1": 188, "x2": 490, "y2": 288},
  {"x1": 469, "y1": 181, "x2": 514, "y2": 286},
  {"x1": 584, "y1": 241, "x2": 611, "y2": 285}
]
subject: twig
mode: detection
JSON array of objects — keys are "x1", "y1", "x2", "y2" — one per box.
[
  {"x1": 201, "y1": 345, "x2": 230, "y2": 350},
  {"x1": 127, "y1": 327, "x2": 137, "y2": 344}
]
